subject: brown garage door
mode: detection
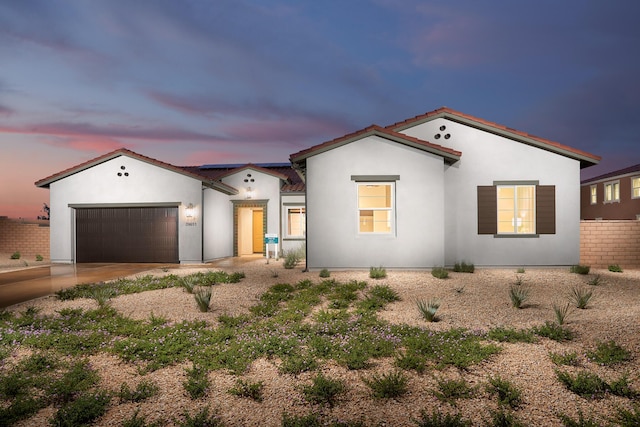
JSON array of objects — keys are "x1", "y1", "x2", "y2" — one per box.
[{"x1": 76, "y1": 207, "x2": 179, "y2": 263}]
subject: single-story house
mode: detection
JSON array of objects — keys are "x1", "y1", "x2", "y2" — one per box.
[
  {"x1": 580, "y1": 163, "x2": 640, "y2": 220},
  {"x1": 36, "y1": 107, "x2": 600, "y2": 267}
]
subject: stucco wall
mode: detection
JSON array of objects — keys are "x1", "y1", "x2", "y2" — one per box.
[
  {"x1": 401, "y1": 118, "x2": 581, "y2": 266},
  {"x1": 202, "y1": 188, "x2": 233, "y2": 261},
  {"x1": 48, "y1": 155, "x2": 204, "y2": 263},
  {"x1": 0, "y1": 217, "x2": 50, "y2": 259},
  {"x1": 580, "y1": 220, "x2": 640, "y2": 268},
  {"x1": 306, "y1": 136, "x2": 446, "y2": 269}
]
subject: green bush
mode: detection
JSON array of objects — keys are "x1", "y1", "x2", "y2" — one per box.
[
  {"x1": 194, "y1": 287, "x2": 212, "y2": 312},
  {"x1": 432, "y1": 377, "x2": 474, "y2": 404},
  {"x1": 608, "y1": 264, "x2": 623, "y2": 272},
  {"x1": 486, "y1": 409, "x2": 525, "y2": 427},
  {"x1": 557, "y1": 410, "x2": 601, "y2": 427},
  {"x1": 228, "y1": 379, "x2": 264, "y2": 402},
  {"x1": 369, "y1": 266, "x2": 387, "y2": 279},
  {"x1": 49, "y1": 390, "x2": 111, "y2": 427},
  {"x1": 118, "y1": 380, "x2": 159, "y2": 403},
  {"x1": 35, "y1": 254, "x2": 44, "y2": 262},
  {"x1": 509, "y1": 285, "x2": 530, "y2": 309},
  {"x1": 586, "y1": 340, "x2": 631, "y2": 365},
  {"x1": 394, "y1": 351, "x2": 427, "y2": 373},
  {"x1": 570, "y1": 265, "x2": 590, "y2": 275},
  {"x1": 552, "y1": 301, "x2": 571, "y2": 325},
  {"x1": 568, "y1": 285, "x2": 593, "y2": 309},
  {"x1": 486, "y1": 376, "x2": 522, "y2": 408},
  {"x1": 587, "y1": 274, "x2": 602, "y2": 286},
  {"x1": 431, "y1": 267, "x2": 449, "y2": 279},
  {"x1": 414, "y1": 409, "x2": 472, "y2": 427},
  {"x1": 283, "y1": 247, "x2": 304, "y2": 269},
  {"x1": 612, "y1": 404, "x2": 640, "y2": 426},
  {"x1": 363, "y1": 370, "x2": 408, "y2": 399},
  {"x1": 10, "y1": 251, "x2": 20, "y2": 260},
  {"x1": 453, "y1": 261, "x2": 475, "y2": 273},
  {"x1": 516, "y1": 267, "x2": 525, "y2": 274},
  {"x1": 532, "y1": 321, "x2": 574, "y2": 342},
  {"x1": 180, "y1": 276, "x2": 198, "y2": 294},
  {"x1": 416, "y1": 298, "x2": 440, "y2": 322},
  {"x1": 176, "y1": 407, "x2": 224, "y2": 427},
  {"x1": 319, "y1": 268, "x2": 330, "y2": 278},
  {"x1": 183, "y1": 364, "x2": 210, "y2": 399},
  {"x1": 487, "y1": 327, "x2": 536, "y2": 343},
  {"x1": 549, "y1": 351, "x2": 578, "y2": 366},
  {"x1": 302, "y1": 373, "x2": 346, "y2": 407},
  {"x1": 555, "y1": 370, "x2": 608, "y2": 398}
]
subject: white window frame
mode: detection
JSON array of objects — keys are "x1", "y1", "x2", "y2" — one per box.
[
  {"x1": 604, "y1": 180, "x2": 620, "y2": 203},
  {"x1": 632, "y1": 176, "x2": 640, "y2": 199},
  {"x1": 285, "y1": 206, "x2": 305, "y2": 238},
  {"x1": 590, "y1": 185, "x2": 597, "y2": 205},
  {"x1": 357, "y1": 182, "x2": 395, "y2": 235},
  {"x1": 496, "y1": 184, "x2": 536, "y2": 235}
]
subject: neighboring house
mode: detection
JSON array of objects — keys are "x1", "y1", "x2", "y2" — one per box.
[
  {"x1": 291, "y1": 107, "x2": 600, "y2": 269},
  {"x1": 36, "y1": 107, "x2": 600, "y2": 267},
  {"x1": 580, "y1": 163, "x2": 640, "y2": 220}
]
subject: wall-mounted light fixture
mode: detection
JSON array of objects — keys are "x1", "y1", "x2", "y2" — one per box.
[
  {"x1": 245, "y1": 187, "x2": 254, "y2": 199},
  {"x1": 185, "y1": 203, "x2": 195, "y2": 219}
]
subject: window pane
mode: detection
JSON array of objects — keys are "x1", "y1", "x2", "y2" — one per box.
[
  {"x1": 372, "y1": 210, "x2": 392, "y2": 233},
  {"x1": 359, "y1": 210, "x2": 374, "y2": 232},
  {"x1": 287, "y1": 208, "x2": 305, "y2": 236},
  {"x1": 359, "y1": 185, "x2": 391, "y2": 208},
  {"x1": 634, "y1": 178, "x2": 640, "y2": 198},
  {"x1": 496, "y1": 185, "x2": 536, "y2": 234}
]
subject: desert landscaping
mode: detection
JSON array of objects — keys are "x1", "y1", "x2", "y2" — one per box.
[{"x1": 1, "y1": 258, "x2": 639, "y2": 426}]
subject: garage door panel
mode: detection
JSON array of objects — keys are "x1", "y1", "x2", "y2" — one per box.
[{"x1": 76, "y1": 207, "x2": 178, "y2": 263}]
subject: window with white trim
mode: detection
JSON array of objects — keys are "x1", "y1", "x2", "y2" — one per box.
[
  {"x1": 358, "y1": 183, "x2": 393, "y2": 233},
  {"x1": 632, "y1": 177, "x2": 640, "y2": 199},
  {"x1": 497, "y1": 185, "x2": 536, "y2": 234},
  {"x1": 604, "y1": 180, "x2": 620, "y2": 203},
  {"x1": 286, "y1": 207, "x2": 305, "y2": 238},
  {"x1": 590, "y1": 185, "x2": 597, "y2": 205}
]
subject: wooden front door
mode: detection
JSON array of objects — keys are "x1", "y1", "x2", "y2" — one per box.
[{"x1": 252, "y1": 209, "x2": 264, "y2": 253}]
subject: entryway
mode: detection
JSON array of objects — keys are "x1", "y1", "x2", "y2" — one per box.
[{"x1": 237, "y1": 207, "x2": 264, "y2": 256}]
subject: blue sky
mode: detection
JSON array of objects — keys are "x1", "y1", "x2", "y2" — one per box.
[{"x1": 1, "y1": 0, "x2": 639, "y2": 218}]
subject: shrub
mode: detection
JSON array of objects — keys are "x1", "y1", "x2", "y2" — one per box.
[
  {"x1": 432, "y1": 377, "x2": 474, "y2": 404},
  {"x1": 180, "y1": 276, "x2": 198, "y2": 294},
  {"x1": 568, "y1": 285, "x2": 593, "y2": 309},
  {"x1": 431, "y1": 267, "x2": 448, "y2": 279},
  {"x1": 10, "y1": 251, "x2": 20, "y2": 260},
  {"x1": 414, "y1": 409, "x2": 472, "y2": 427},
  {"x1": 281, "y1": 413, "x2": 322, "y2": 427},
  {"x1": 549, "y1": 351, "x2": 578, "y2": 366},
  {"x1": 283, "y1": 248, "x2": 304, "y2": 269},
  {"x1": 302, "y1": 373, "x2": 346, "y2": 407},
  {"x1": 570, "y1": 265, "x2": 590, "y2": 275},
  {"x1": 369, "y1": 284, "x2": 400, "y2": 302},
  {"x1": 35, "y1": 254, "x2": 44, "y2": 262},
  {"x1": 609, "y1": 374, "x2": 637, "y2": 398},
  {"x1": 453, "y1": 262, "x2": 475, "y2": 273},
  {"x1": 486, "y1": 376, "x2": 522, "y2": 408},
  {"x1": 509, "y1": 285, "x2": 530, "y2": 309},
  {"x1": 608, "y1": 264, "x2": 623, "y2": 272},
  {"x1": 49, "y1": 390, "x2": 111, "y2": 427},
  {"x1": 369, "y1": 266, "x2": 387, "y2": 279},
  {"x1": 183, "y1": 364, "x2": 210, "y2": 399},
  {"x1": 612, "y1": 404, "x2": 640, "y2": 426},
  {"x1": 532, "y1": 321, "x2": 574, "y2": 342},
  {"x1": 394, "y1": 351, "x2": 427, "y2": 373},
  {"x1": 487, "y1": 327, "x2": 536, "y2": 343},
  {"x1": 278, "y1": 353, "x2": 318, "y2": 375},
  {"x1": 486, "y1": 409, "x2": 525, "y2": 427},
  {"x1": 177, "y1": 407, "x2": 224, "y2": 427},
  {"x1": 363, "y1": 370, "x2": 408, "y2": 399},
  {"x1": 555, "y1": 370, "x2": 608, "y2": 398},
  {"x1": 586, "y1": 340, "x2": 631, "y2": 366},
  {"x1": 319, "y1": 268, "x2": 330, "y2": 278},
  {"x1": 416, "y1": 298, "x2": 440, "y2": 322},
  {"x1": 47, "y1": 361, "x2": 100, "y2": 404},
  {"x1": 516, "y1": 267, "x2": 525, "y2": 274},
  {"x1": 557, "y1": 410, "x2": 601, "y2": 427},
  {"x1": 587, "y1": 275, "x2": 601, "y2": 286},
  {"x1": 118, "y1": 379, "x2": 159, "y2": 403},
  {"x1": 194, "y1": 287, "x2": 212, "y2": 312},
  {"x1": 89, "y1": 284, "x2": 116, "y2": 307},
  {"x1": 552, "y1": 301, "x2": 571, "y2": 325},
  {"x1": 228, "y1": 379, "x2": 264, "y2": 402}
]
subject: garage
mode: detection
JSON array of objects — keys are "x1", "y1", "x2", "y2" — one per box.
[{"x1": 76, "y1": 207, "x2": 179, "y2": 263}]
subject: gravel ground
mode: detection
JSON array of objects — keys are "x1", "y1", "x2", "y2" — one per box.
[{"x1": 3, "y1": 259, "x2": 640, "y2": 427}]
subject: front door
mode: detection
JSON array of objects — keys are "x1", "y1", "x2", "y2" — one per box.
[{"x1": 252, "y1": 209, "x2": 264, "y2": 253}]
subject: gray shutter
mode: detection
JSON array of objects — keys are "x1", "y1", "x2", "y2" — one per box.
[
  {"x1": 536, "y1": 185, "x2": 556, "y2": 234},
  {"x1": 477, "y1": 186, "x2": 497, "y2": 234}
]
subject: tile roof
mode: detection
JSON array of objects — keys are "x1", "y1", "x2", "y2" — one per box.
[
  {"x1": 581, "y1": 163, "x2": 640, "y2": 184},
  {"x1": 289, "y1": 124, "x2": 462, "y2": 164},
  {"x1": 35, "y1": 148, "x2": 238, "y2": 195},
  {"x1": 181, "y1": 163, "x2": 305, "y2": 191},
  {"x1": 387, "y1": 107, "x2": 601, "y2": 168}
]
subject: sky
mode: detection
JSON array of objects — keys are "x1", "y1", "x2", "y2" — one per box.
[{"x1": 1, "y1": 0, "x2": 639, "y2": 219}]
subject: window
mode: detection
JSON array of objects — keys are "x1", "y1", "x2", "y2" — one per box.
[
  {"x1": 358, "y1": 183, "x2": 393, "y2": 233},
  {"x1": 632, "y1": 177, "x2": 640, "y2": 199},
  {"x1": 590, "y1": 185, "x2": 597, "y2": 205},
  {"x1": 286, "y1": 207, "x2": 305, "y2": 237},
  {"x1": 477, "y1": 183, "x2": 555, "y2": 236},
  {"x1": 604, "y1": 180, "x2": 620, "y2": 203},
  {"x1": 497, "y1": 185, "x2": 536, "y2": 234}
]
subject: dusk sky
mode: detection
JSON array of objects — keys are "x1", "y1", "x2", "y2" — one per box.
[{"x1": 2, "y1": 0, "x2": 639, "y2": 219}]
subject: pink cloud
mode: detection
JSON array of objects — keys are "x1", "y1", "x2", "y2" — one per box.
[
  {"x1": 183, "y1": 150, "x2": 246, "y2": 166},
  {"x1": 0, "y1": 105, "x2": 13, "y2": 116},
  {"x1": 221, "y1": 117, "x2": 349, "y2": 145}
]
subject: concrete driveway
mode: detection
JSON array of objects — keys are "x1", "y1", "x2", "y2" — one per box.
[{"x1": 0, "y1": 263, "x2": 173, "y2": 309}]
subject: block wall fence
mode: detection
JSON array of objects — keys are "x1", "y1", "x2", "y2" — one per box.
[
  {"x1": 0, "y1": 217, "x2": 50, "y2": 259},
  {"x1": 580, "y1": 220, "x2": 640, "y2": 269}
]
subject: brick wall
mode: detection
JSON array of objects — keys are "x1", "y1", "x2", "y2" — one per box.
[
  {"x1": 0, "y1": 217, "x2": 50, "y2": 258},
  {"x1": 580, "y1": 220, "x2": 640, "y2": 269}
]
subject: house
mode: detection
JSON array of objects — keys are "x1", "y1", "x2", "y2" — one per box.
[
  {"x1": 36, "y1": 107, "x2": 600, "y2": 267},
  {"x1": 580, "y1": 163, "x2": 640, "y2": 220},
  {"x1": 290, "y1": 107, "x2": 600, "y2": 269},
  {"x1": 35, "y1": 150, "x2": 305, "y2": 264}
]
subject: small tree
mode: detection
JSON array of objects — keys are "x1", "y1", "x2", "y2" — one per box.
[{"x1": 38, "y1": 203, "x2": 50, "y2": 220}]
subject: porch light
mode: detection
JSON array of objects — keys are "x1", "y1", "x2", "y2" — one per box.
[
  {"x1": 245, "y1": 187, "x2": 254, "y2": 199},
  {"x1": 185, "y1": 203, "x2": 195, "y2": 219}
]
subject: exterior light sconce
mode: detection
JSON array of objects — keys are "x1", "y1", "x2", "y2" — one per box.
[
  {"x1": 245, "y1": 187, "x2": 254, "y2": 199},
  {"x1": 185, "y1": 203, "x2": 197, "y2": 226}
]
